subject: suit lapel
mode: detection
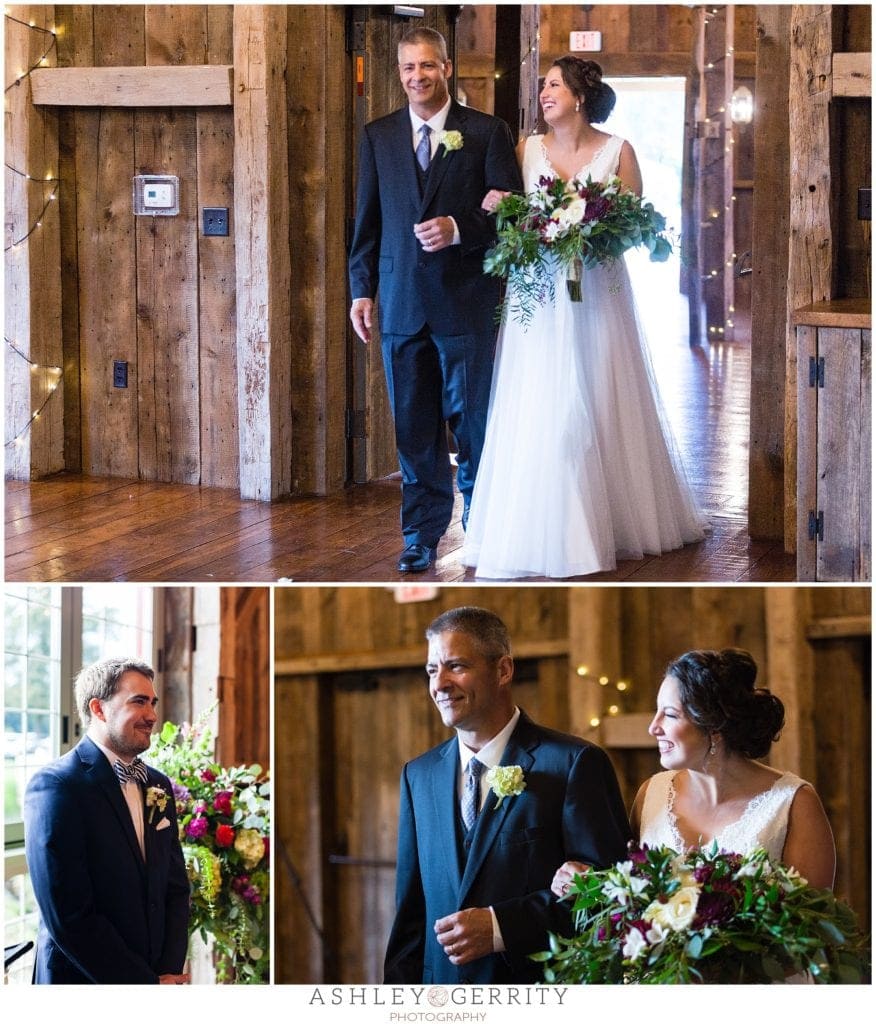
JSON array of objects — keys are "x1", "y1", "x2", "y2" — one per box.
[
  {"x1": 419, "y1": 103, "x2": 467, "y2": 216},
  {"x1": 78, "y1": 737, "x2": 147, "y2": 875},
  {"x1": 432, "y1": 739, "x2": 464, "y2": 892},
  {"x1": 458, "y1": 717, "x2": 538, "y2": 904}
]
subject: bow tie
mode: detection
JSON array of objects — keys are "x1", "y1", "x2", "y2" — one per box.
[{"x1": 113, "y1": 757, "x2": 148, "y2": 787}]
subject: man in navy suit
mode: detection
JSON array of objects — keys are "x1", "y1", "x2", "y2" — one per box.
[
  {"x1": 24, "y1": 657, "x2": 190, "y2": 984},
  {"x1": 384, "y1": 607, "x2": 632, "y2": 983},
  {"x1": 349, "y1": 27, "x2": 522, "y2": 573}
]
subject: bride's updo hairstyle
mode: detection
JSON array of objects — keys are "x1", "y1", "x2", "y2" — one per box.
[
  {"x1": 665, "y1": 649, "x2": 785, "y2": 759},
  {"x1": 551, "y1": 56, "x2": 616, "y2": 124}
]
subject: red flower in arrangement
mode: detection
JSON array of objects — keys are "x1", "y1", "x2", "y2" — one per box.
[
  {"x1": 200, "y1": 768, "x2": 217, "y2": 782},
  {"x1": 213, "y1": 790, "x2": 233, "y2": 815},
  {"x1": 215, "y1": 823, "x2": 236, "y2": 848}
]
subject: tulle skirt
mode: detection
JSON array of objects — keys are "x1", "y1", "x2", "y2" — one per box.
[{"x1": 462, "y1": 258, "x2": 705, "y2": 579}]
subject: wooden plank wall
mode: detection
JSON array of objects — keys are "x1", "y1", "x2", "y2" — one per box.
[
  {"x1": 274, "y1": 585, "x2": 871, "y2": 983},
  {"x1": 286, "y1": 5, "x2": 348, "y2": 496},
  {"x1": 217, "y1": 586, "x2": 270, "y2": 768},
  {"x1": 55, "y1": 3, "x2": 238, "y2": 486},
  {"x1": 4, "y1": 4, "x2": 64, "y2": 481}
]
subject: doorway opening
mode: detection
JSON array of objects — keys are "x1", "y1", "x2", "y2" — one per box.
[{"x1": 603, "y1": 76, "x2": 687, "y2": 341}]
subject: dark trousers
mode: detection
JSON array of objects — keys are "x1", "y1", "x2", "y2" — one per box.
[{"x1": 381, "y1": 327, "x2": 495, "y2": 548}]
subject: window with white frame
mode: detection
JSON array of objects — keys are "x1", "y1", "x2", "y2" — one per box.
[{"x1": 3, "y1": 585, "x2": 159, "y2": 984}]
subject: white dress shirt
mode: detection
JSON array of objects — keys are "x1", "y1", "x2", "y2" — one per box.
[
  {"x1": 457, "y1": 706, "x2": 521, "y2": 952},
  {"x1": 409, "y1": 96, "x2": 461, "y2": 245},
  {"x1": 92, "y1": 737, "x2": 146, "y2": 860}
]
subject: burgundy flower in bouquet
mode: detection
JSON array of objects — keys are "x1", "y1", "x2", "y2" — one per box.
[
  {"x1": 484, "y1": 173, "x2": 674, "y2": 324},
  {"x1": 534, "y1": 843, "x2": 870, "y2": 984}
]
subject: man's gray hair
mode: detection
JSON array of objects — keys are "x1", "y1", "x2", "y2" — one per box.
[
  {"x1": 75, "y1": 657, "x2": 154, "y2": 728},
  {"x1": 398, "y1": 26, "x2": 449, "y2": 64},
  {"x1": 425, "y1": 607, "x2": 511, "y2": 662}
]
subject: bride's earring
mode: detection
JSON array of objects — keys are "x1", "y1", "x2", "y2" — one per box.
[{"x1": 575, "y1": 100, "x2": 581, "y2": 113}]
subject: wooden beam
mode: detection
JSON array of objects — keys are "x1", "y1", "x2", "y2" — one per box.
[
  {"x1": 832, "y1": 51, "x2": 871, "y2": 97},
  {"x1": 600, "y1": 712, "x2": 655, "y2": 749},
  {"x1": 806, "y1": 614, "x2": 872, "y2": 639},
  {"x1": 567, "y1": 588, "x2": 621, "y2": 740},
  {"x1": 785, "y1": 4, "x2": 836, "y2": 550},
  {"x1": 764, "y1": 588, "x2": 816, "y2": 778},
  {"x1": 30, "y1": 64, "x2": 233, "y2": 106},
  {"x1": 233, "y1": 6, "x2": 293, "y2": 500},
  {"x1": 792, "y1": 299, "x2": 872, "y2": 329},
  {"x1": 275, "y1": 637, "x2": 570, "y2": 677}
]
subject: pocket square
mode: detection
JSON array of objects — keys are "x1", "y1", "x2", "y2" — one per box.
[{"x1": 155, "y1": 817, "x2": 171, "y2": 831}]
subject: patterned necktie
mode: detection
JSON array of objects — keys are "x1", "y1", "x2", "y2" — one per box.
[
  {"x1": 461, "y1": 757, "x2": 485, "y2": 832},
  {"x1": 416, "y1": 124, "x2": 432, "y2": 172},
  {"x1": 114, "y1": 756, "x2": 147, "y2": 787}
]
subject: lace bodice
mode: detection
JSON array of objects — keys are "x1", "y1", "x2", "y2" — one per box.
[
  {"x1": 638, "y1": 770, "x2": 807, "y2": 861},
  {"x1": 521, "y1": 133, "x2": 625, "y2": 191}
]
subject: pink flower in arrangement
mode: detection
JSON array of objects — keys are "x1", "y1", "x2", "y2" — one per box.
[
  {"x1": 232, "y1": 875, "x2": 262, "y2": 905},
  {"x1": 194, "y1": 800, "x2": 208, "y2": 815},
  {"x1": 215, "y1": 824, "x2": 235, "y2": 848},
  {"x1": 200, "y1": 768, "x2": 217, "y2": 783},
  {"x1": 213, "y1": 791, "x2": 233, "y2": 816},
  {"x1": 186, "y1": 816, "x2": 209, "y2": 840}
]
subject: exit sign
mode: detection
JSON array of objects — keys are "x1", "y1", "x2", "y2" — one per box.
[{"x1": 570, "y1": 31, "x2": 603, "y2": 52}]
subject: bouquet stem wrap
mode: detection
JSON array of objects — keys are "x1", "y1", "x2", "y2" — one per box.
[{"x1": 566, "y1": 258, "x2": 583, "y2": 302}]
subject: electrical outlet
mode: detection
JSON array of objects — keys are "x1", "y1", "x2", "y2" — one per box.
[
  {"x1": 113, "y1": 360, "x2": 128, "y2": 388},
  {"x1": 203, "y1": 207, "x2": 229, "y2": 236}
]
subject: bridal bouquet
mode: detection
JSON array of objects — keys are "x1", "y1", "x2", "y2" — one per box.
[
  {"x1": 534, "y1": 843, "x2": 870, "y2": 984},
  {"x1": 484, "y1": 174, "x2": 673, "y2": 327},
  {"x1": 148, "y1": 709, "x2": 271, "y2": 984}
]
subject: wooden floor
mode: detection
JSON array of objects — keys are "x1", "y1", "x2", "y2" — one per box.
[{"x1": 5, "y1": 305, "x2": 795, "y2": 584}]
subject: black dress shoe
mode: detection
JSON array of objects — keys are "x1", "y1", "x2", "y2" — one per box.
[{"x1": 397, "y1": 543, "x2": 437, "y2": 572}]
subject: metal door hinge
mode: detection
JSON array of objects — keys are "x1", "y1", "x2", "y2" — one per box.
[
  {"x1": 808, "y1": 509, "x2": 824, "y2": 542},
  {"x1": 809, "y1": 356, "x2": 825, "y2": 388}
]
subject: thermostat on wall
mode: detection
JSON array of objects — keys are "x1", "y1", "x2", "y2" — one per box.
[{"x1": 133, "y1": 174, "x2": 179, "y2": 216}]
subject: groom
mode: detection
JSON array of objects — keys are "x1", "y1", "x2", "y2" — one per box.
[
  {"x1": 24, "y1": 657, "x2": 191, "y2": 984},
  {"x1": 349, "y1": 27, "x2": 522, "y2": 572},
  {"x1": 384, "y1": 607, "x2": 632, "y2": 983}
]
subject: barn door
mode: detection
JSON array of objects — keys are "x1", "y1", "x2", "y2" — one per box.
[
  {"x1": 345, "y1": 6, "x2": 460, "y2": 484},
  {"x1": 686, "y1": 5, "x2": 735, "y2": 346}
]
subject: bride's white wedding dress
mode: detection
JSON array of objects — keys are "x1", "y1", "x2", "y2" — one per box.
[
  {"x1": 462, "y1": 133, "x2": 705, "y2": 579},
  {"x1": 638, "y1": 769, "x2": 807, "y2": 860}
]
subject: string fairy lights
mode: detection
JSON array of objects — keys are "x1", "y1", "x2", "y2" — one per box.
[
  {"x1": 4, "y1": 10, "x2": 58, "y2": 92},
  {"x1": 4, "y1": 338, "x2": 63, "y2": 449},
  {"x1": 5, "y1": 11, "x2": 63, "y2": 449},
  {"x1": 574, "y1": 664, "x2": 632, "y2": 729}
]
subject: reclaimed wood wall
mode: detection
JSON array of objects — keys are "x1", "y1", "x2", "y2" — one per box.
[
  {"x1": 4, "y1": 5, "x2": 64, "y2": 480},
  {"x1": 51, "y1": 4, "x2": 237, "y2": 485},
  {"x1": 274, "y1": 585, "x2": 871, "y2": 983}
]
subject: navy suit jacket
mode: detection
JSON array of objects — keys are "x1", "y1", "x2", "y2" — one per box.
[
  {"x1": 24, "y1": 736, "x2": 190, "y2": 984},
  {"x1": 384, "y1": 710, "x2": 632, "y2": 983},
  {"x1": 348, "y1": 100, "x2": 523, "y2": 336}
]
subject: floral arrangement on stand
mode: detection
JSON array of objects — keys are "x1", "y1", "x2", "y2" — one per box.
[
  {"x1": 148, "y1": 709, "x2": 270, "y2": 984},
  {"x1": 535, "y1": 843, "x2": 870, "y2": 984},
  {"x1": 484, "y1": 174, "x2": 673, "y2": 327}
]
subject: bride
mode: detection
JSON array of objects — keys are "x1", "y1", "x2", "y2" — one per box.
[
  {"x1": 551, "y1": 648, "x2": 837, "y2": 897},
  {"x1": 462, "y1": 57, "x2": 704, "y2": 580}
]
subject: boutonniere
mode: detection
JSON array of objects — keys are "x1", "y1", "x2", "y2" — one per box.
[
  {"x1": 485, "y1": 765, "x2": 526, "y2": 809},
  {"x1": 146, "y1": 785, "x2": 169, "y2": 825},
  {"x1": 439, "y1": 130, "x2": 463, "y2": 156}
]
